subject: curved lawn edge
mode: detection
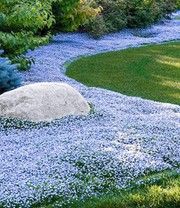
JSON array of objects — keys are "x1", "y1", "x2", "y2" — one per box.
[
  {"x1": 66, "y1": 41, "x2": 180, "y2": 105},
  {"x1": 22, "y1": 11, "x2": 180, "y2": 87}
]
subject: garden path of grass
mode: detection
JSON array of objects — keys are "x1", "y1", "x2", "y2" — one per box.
[{"x1": 67, "y1": 41, "x2": 180, "y2": 105}]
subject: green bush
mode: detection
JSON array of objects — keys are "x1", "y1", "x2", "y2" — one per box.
[
  {"x1": 0, "y1": 0, "x2": 54, "y2": 70},
  {"x1": 85, "y1": 15, "x2": 108, "y2": 38},
  {"x1": 11, "y1": 56, "x2": 35, "y2": 71},
  {"x1": 52, "y1": 0, "x2": 100, "y2": 32},
  {"x1": 0, "y1": 32, "x2": 50, "y2": 56},
  {"x1": 85, "y1": 0, "x2": 177, "y2": 37},
  {"x1": 0, "y1": 0, "x2": 54, "y2": 33},
  {"x1": 0, "y1": 0, "x2": 99, "y2": 70},
  {"x1": 0, "y1": 31, "x2": 50, "y2": 70},
  {"x1": 84, "y1": 0, "x2": 127, "y2": 37},
  {"x1": 0, "y1": 0, "x2": 99, "y2": 34},
  {"x1": 176, "y1": 0, "x2": 180, "y2": 9}
]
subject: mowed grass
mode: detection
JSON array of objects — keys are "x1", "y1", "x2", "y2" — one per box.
[
  {"x1": 31, "y1": 170, "x2": 180, "y2": 208},
  {"x1": 67, "y1": 42, "x2": 180, "y2": 105},
  {"x1": 69, "y1": 172, "x2": 180, "y2": 208}
]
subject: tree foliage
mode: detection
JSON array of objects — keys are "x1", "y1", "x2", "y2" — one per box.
[
  {"x1": 0, "y1": 0, "x2": 99, "y2": 69},
  {"x1": 0, "y1": 0, "x2": 178, "y2": 68},
  {"x1": 85, "y1": 0, "x2": 178, "y2": 37}
]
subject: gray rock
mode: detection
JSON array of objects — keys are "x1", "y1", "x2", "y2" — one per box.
[{"x1": 0, "y1": 82, "x2": 90, "y2": 122}]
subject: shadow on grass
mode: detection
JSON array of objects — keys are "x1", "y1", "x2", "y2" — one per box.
[{"x1": 67, "y1": 41, "x2": 180, "y2": 105}]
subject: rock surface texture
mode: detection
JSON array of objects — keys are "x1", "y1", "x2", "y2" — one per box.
[{"x1": 0, "y1": 82, "x2": 90, "y2": 122}]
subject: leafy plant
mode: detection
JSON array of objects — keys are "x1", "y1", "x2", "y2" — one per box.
[
  {"x1": 0, "y1": 0, "x2": 99, "y2": 69},
  {"x1": 85, "y1": 0, "x2": 177, "y2": 37},
  {"x1": 0, "y1": 31, "x2": 50, "y2": 70},
  {"x1": 0, "y1": 0, "x2": 53, "y2": 70},
  {"x1": 0, "y1": 32, "x2": 50, "y2": 56},
  {"x1": 84, "y1": 15, "x2": 108, "y2": 38},
  {"x1": 11, "y1": 55, "x2": 35, "y2": 71},
  {"x1": 0, "y1": 0, "x2": 54, "y2": 33},
  {"x1": 52, "y1": 0, "x2": 100, "y2": 32}
]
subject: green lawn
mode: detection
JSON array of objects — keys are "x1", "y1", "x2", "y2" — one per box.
[
  {"x1": 31, "y1": 170, "x2": 180, "y2": 208},
  {"x1": 68, "y1": 171, "x2": 180, "y2": 208},
  {"x1": 67, "y1": 42, "x2": 180, "y2": 105}
]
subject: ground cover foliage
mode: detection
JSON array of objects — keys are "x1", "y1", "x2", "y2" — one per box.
[
  {"x1": 67, "y1": 41, "x2": 180, "y2": 105},
  {"x1": 0, "y1": 40, "x2": 179, "y2": 206}
]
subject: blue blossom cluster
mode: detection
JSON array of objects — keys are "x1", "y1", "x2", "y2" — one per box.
[{"x1": 0, "y1": 11, "x2": 179, "y2": 207}]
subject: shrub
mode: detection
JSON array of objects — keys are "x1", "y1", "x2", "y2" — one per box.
[
  {"x1": 0, "y1": 0, "x2": 99, "y2": 69},
  {"x1": 11, "y1": 56, "x2": 35, "y2": 71},
  {"x1": 0, "y1": 0, "x2": 54, "y2": 33},
  {"x1": 0, "y1": 57, "x2": 21, "y2": 94},
  {"x1": 176, "y1": 0, "x2": 180, "y2": 9},
  {"x1": 52, "y1": 0, "x2": 100, "y2": 32},
  {"x1": 0, "y1": 0, "x2": 53, "y2": 70},
  {"x1": 0, "y1": 32, "x2": 50, "y2": 56},
  {"x1": 84, "y1": 0, "x2": 127, "y2": 37},
  {"x1": 0, "y1": 31, "x2": 50, "y2": 70},
  {"x1": 159, "y1": 0, "x2": 178, "y2": 15},
  {"x1": 126, "y1": 0, "x2": 177, "y2": 28},
  {"x1": 85, "y1": 0, "x2": 177, "y2": 37},
  {"x1": 84, "y1": 15, "x2": 108, "y2": 38}
]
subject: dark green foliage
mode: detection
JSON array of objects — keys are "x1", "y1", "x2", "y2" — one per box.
[
  {"x1": 52, "y1": 0, "x2": 80, "y2": 31},
  {"x1": 85, "y1": 15, "x2": 108, "y2": 38},
  {"x1": 177, "y1": 0, "x2": 180, "y2": 9},
  {"x1": 11, "y1": 55, "x2": 35, "y2": 71},
  {"x1": 85, "y1": 0, "x2": 177, "y2": 37},
  {"x1": 0, "y1": 57, "x2": 21, "y2": 94},
  {"x1": 125, "y1": 0, "x2": 176, "y2": 28}
]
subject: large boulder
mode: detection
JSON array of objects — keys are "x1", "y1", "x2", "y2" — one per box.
[{"x1": 0, "y1": 82, "x2": 90, "y2": 122}]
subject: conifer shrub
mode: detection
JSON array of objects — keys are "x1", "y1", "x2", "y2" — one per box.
[{"x1": 0, "y1": 57, "x2": 21, "y2": 94}]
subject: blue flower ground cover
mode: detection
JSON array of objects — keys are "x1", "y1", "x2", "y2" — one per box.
[{"x1": 0, "y1": 11, "x2": 180, "y2": 207}]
